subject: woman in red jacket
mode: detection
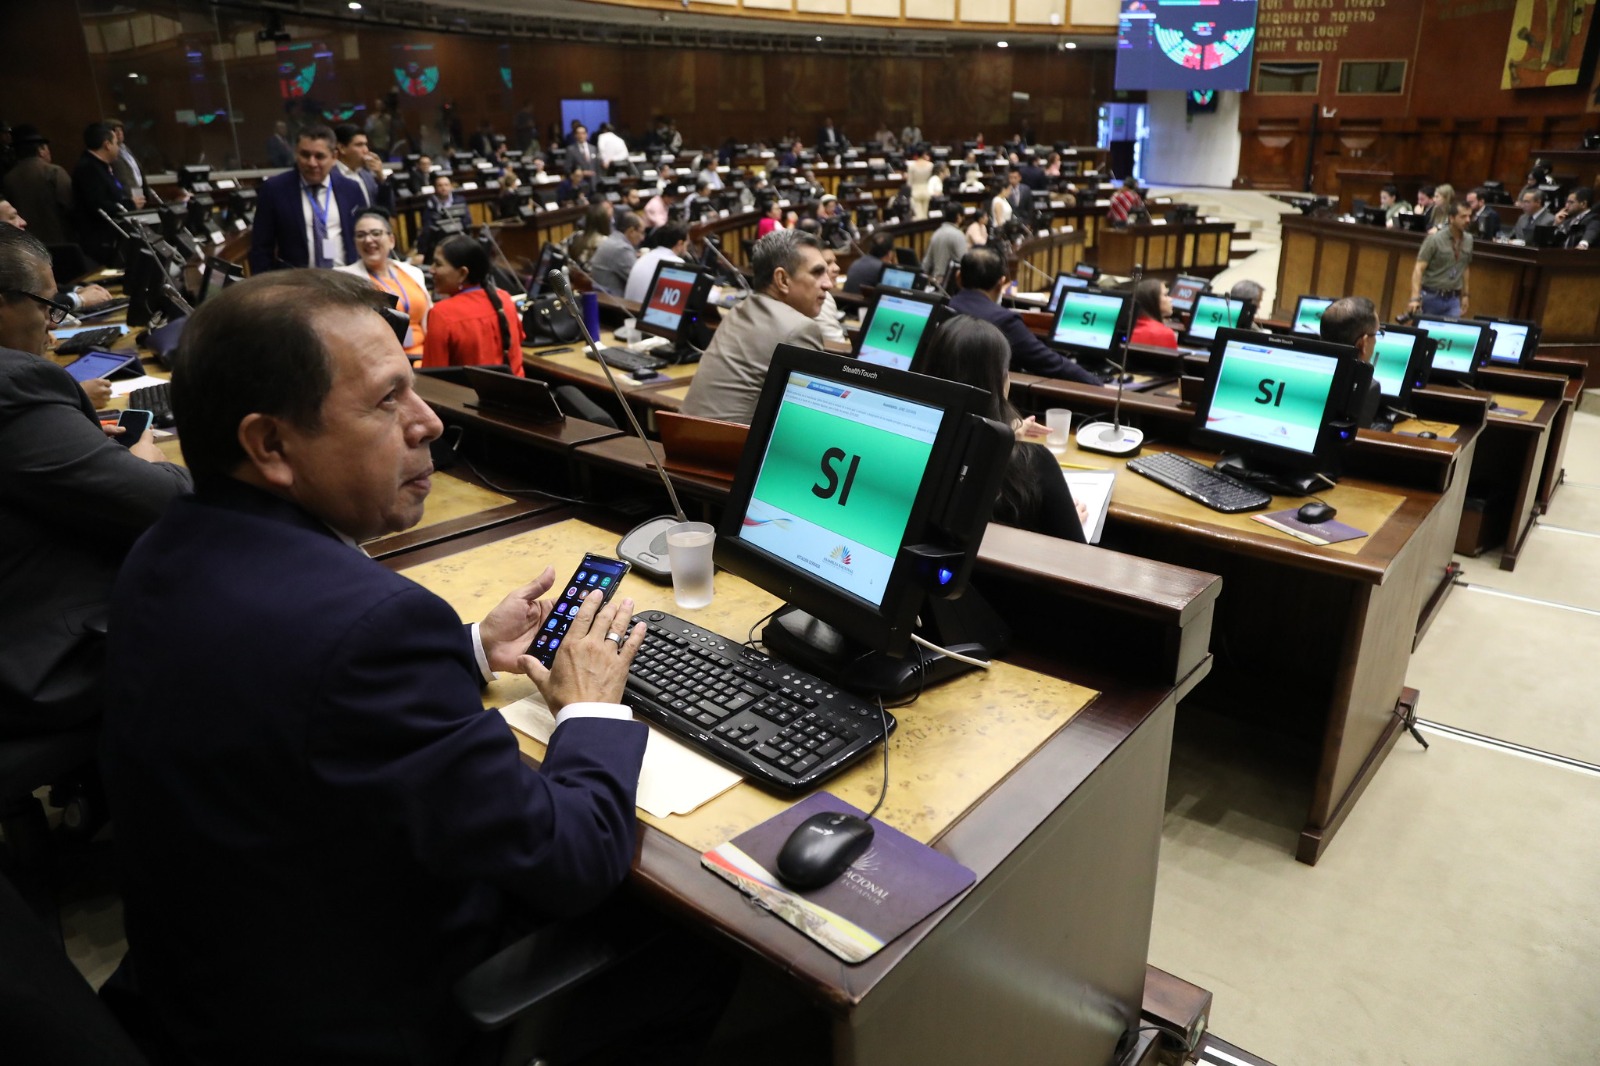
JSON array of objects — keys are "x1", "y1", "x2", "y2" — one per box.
[
  {"x1": 422, "y1": 234, "x2": 525, "y2": 375},
  {"x1": 1128, "y1": 278, "x2": 1178, "y2": 350}
]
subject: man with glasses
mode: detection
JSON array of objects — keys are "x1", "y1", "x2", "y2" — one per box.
[
  {"x1": 1319, "y1": 295, "x2": 1384, "y2": 429},
  {"x1": 0, "y1": 197, "x2": 114, "y2": 314},
  {"x1": 337, "y1": 206, "x2": 431, "y2": 358},
  {"x1": 0, "y1": 224, "x2": 190, "y2": 736},
  {"x1": 248, "y1": 124, "x2": 366, "y2": 273}
]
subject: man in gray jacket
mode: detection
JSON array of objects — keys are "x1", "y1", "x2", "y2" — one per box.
[
  {"x1": 681, "y1": 229, "x2": 830, "y2": 423},
  {"x1": 588, "y1": 211, "x2": 643, "y2": 295}
]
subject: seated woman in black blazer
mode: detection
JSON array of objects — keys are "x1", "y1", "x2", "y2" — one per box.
[{"x1": 919, "y1": 316, "x2": 1087, "y2": 543}]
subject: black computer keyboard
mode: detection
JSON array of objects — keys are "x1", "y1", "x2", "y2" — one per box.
[
  {"x1": 78, "y1": 297, "x2": 131, "y2": 320},
  {"x1": 54, "y1": 326, "x2": 125, "y2": 356},
  {"x1": 128, "y1": 381, "x2": 175, "y2": 428},
  {"x1": 1126, "y1": 451, "x2": 1273, "y2": 514},
  {"x1": 624, "y1": 611, "x2": 894, "y2": 793},
  {"x1": 587, "y1": 346, "x2": 669, "y2": 372}
]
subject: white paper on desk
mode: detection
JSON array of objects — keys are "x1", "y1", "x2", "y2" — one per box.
[
  {"x1": 1062, "y1": 468, "x2": 1116, "y2": 544},
  {"x1": 497, "y1": 693, "x2": 742, "y2": 818},
  {"x1": 110, "y1": 374, "x2": 169, "y2": 398}
]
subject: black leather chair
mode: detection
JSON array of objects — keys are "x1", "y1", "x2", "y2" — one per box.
[
  {"x1": 0, "y1": 726, "x2": 101, "y2": 926},
  {"x1": 0, "y1": 869, "x2": 148, "y2": 1064}
]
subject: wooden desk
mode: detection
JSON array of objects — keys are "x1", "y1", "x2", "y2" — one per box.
[
  {"x1": 390, "y1": 513, "x2": 1218, "y2": 1064},
  {"x1": 1006, "y1": 378, "x2": 1486, "y2": 863},
  {"x1": 1427, "y1": 367, "x2": 1566, "y2": 570},
  {"x1": 413, "y1": 374, "x2": 624, "y2": 501},
  {"x1": 1276, "y1": 215, "x2": 1600, "y2": 365},
  {"x1": 518, "y1": 339, "x2": 697, "y2": 427},
  {"x1": 1529, "y1": 356, "x2": 1588, "y2": 512},
  {"x1": 1095, "y1": 220, "x2": 1235, "y2": 278}
]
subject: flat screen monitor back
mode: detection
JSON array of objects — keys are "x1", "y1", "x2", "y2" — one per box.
[
  {"x1": 1292, "y1": 296, "x2": 1334, "y2": 335},
  {"x1": 1472, "y1": 315, "x2": 1540, "y2": 368}
]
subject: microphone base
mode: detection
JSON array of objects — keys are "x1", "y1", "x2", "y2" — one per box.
[
  {"x1": 1075, "y1": 422, "x2": 1144, "y2": 457},
  {"x1": 616, "y1": 515, "x2": 681, "y2": 582}
]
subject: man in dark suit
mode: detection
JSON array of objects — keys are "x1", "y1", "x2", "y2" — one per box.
[
  {"x1": 101, "y1": 270, "x2": 722, "y2": 1064},
  {"x1": 1509, "y1": 187, "x2": 1556, "y2": 243},
  {"x1": 0, "y1": 225, "x2": 190, "y2": 736},
  {"x1": 247, "y1": 124, "x2": 365, "y2": 273},
  {"x1": 949, "y1": 246, "x2": 1103, "y2": 384},
  {"x1": 564, "y1": 124, "x2": 597, "y2": 189},
  {"x1": 3, "y1": 129, "x2": 74, "y2": 246},
  {"x1": 816, "y1": 116, "x2": 846, "y2": 158},
  {"x1": 70, "y1": 122, "x2": 131, "y2": 267},
  {"x1": 334, "y1": 122, "x2": 387, "y2": 210},
  {"x1": 1463, "y1": 187, "x2": 1501, "y2": 240},
  {"x1": 1319, "y1": 296, "x2": 1384, "y2": 429},
  {"x1": 415, "y1": 170, "x2": 468, "y2": 261},
  {"x1": 265, "y1": 119, "x2": 294, "y2": 168},
  {"x1": 1003, "y1": 167, "x2": 1036, "y2": 229},
  {"x1": 1554, "y1": 185, "x2": 1600, "y2": 250}
]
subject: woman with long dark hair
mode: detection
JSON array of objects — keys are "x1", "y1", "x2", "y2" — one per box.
[
  {"x1": 422, "y1": 234, "x2": 524, "y2": 375},
  {"x1": 1128, "y1": 277, "x2": 1178, "y2": 349},
  {"x1": 569, "y1": 201, "x2": 613, "y2": 267},
  {"x1": 918, "y1": 317, "x2": 1086, "y2": 542}
]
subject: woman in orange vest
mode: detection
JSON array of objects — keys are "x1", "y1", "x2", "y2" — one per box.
[{"x1": 337, "y1": 207, "x2": 431, "y2": 360}]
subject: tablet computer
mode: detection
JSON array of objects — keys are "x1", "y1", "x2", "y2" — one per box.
[{"x1": 61, "y1": 349, "x2": 141, "y2": 382}]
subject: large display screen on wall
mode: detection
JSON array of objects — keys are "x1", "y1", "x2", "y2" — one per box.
[{"x1": 1115, "y1": 0, "x2": 1259, "y2": 92}]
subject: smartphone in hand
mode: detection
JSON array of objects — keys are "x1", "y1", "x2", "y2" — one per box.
[
  {"x1": 527, "y1": 553, "x2": 631, "y2": 667},
  {"x1": 116, "y1": 408, "x2": 154, "y2": 447}
]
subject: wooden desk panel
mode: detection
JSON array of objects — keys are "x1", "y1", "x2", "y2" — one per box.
[
  {"x1": 1097, "y1": 221, "x2": 1234, "y2": 278},
  {"x1": 1278, "y1": 215, "x2": 1600, "y2": 352},
  {"x1": 990, "y1": 385, "x2": 1468, "y2": 862},
  {"x1": 388, "y1": 510, "x2": 1200, "y2": 1064}
]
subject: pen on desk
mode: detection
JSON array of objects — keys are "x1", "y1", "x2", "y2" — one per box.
[{"x1": 540, "y1": 346, "x2": 575, "y2": 356}]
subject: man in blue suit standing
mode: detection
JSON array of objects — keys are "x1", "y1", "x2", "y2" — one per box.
[
  {"x1": 247, "y1": 124, "x2": 365, "y2": 273},
  {"x1": 100, "y1": 271, "x2": 726, "y2": 1064}
]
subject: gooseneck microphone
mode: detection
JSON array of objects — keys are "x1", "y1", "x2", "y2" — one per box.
[
  {"x1": 1075, "y1": 346, "x2": 1144, "y2": 457},
  {"x1": 548, "y1": 267, "x2": 688, "y2": 579},
  {"x1": 700, "y1": 233, "x2": 752, "y2": 298},
  {"x1": 1015, "y1": 256, "x2": 1053, "y2": 288}
]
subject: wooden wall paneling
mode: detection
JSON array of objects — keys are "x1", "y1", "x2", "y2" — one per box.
[
  {"x1": 1315, "y1": 236, "x2": 1352, "y2": 299},
  {"x1": 1278, "y1": 227, "x2": 1316, "y2": 317},
  {"x1": 1157, "y1": 232, "x2": 1178, "y2": 270},
  {"x1": 1451, "y1": 126, "x2": 1497, "y2": 189},
  {"x1": 1350, "y1": 242, "x2": 1392, "y2": 311},
  {"x1": 1470, "y1": 259, "x2": 1522, "y2": 322},
  {"x1": 1534, "y1": 272, "x2": 1600, "y2": 340},
  {"x1": 1240, "y1": 122, "x2": 1305, "y2": 190},
  {"x1": 649, "y1": 49, "x2": 698, "y2": 131},
  {"x1": 1379, "y1": 252, "x2": 1405, "y2": 324}
]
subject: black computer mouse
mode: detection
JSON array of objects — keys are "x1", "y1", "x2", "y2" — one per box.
[
  {"x1": 1417, "y1": 430, "x2": 1438, "y2": 440},
  {"x1": 1297, "y1": 501, "x2": 1337, "y2": 524},
  {"x1": 774, "y1": 812, "x2": 875, "y2": 891}
]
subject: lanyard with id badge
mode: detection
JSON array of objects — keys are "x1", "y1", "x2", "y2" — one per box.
[{"x1": 305, "y1": 184, "x2": 340, "y2": 266}]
